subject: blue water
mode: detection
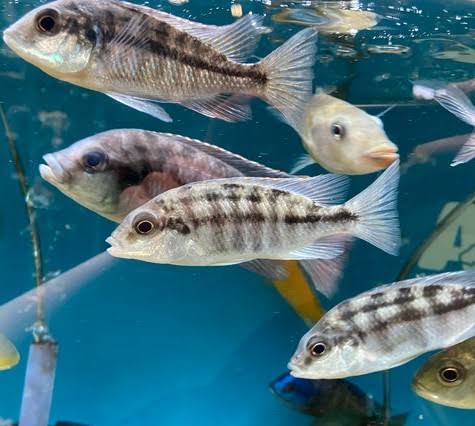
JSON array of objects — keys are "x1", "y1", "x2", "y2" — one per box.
[{"x1": 0, "y1": 0, "x2": 474, "y2": 425}]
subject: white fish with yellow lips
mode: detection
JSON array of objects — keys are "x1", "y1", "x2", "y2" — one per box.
[
  {"x1": 289, "y1": 271, "x2": 475, "y2": 379},
  {"x1": 106, "y1": 161, "x2": 400, "y2": 272},
  {"x1": 291, "y1": 92, "x2": 399, "y2": 175}
]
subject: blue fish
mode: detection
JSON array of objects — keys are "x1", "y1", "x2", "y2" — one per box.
[{"x1": 270, "y1": 372, "x2": 407, "y2": 425}]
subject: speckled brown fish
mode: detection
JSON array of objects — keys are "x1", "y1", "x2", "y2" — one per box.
[
  {"x1": 3, "y1": 0, "x2": 317, "y2": 124},
  {"x1": 106, "y1": 160, "x2": 400, "y2": 273},
  {"x1": 40, "y1": 129, "x2": 348, "y2": 295}
]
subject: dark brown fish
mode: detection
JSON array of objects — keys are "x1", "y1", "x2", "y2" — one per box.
[{"x1": 3, "y1": 0, "x2": 317, "y2": 125}]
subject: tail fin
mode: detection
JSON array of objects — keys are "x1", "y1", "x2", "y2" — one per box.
[
  {"x1": 452, "y1": 132, "x2": 475, "y2": 166},
  {"x1": 259, "y1": 28, "x2": 318, "y2": 131},
  {"x1": 345, "y1": 160, "x2": 401, "y2": 255}
]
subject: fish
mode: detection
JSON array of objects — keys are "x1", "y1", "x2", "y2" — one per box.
[
  {"x1": 412, "y1": 337, "x2": 475, "y2": 409},
  {"x1": 412, "y1": 81, "x2": 475, "y2": 166},
  {"x1": 106, "y1": 160, "x2": 400, "y2": 277},
  {"x1": 272, "y1": 7, "x2": 380, "y2": 36},
  {"x1": 39, "y1": 129, "x2": 348, "y2": 296},
  {"x1": 402, "y1": 134, "x2": 471, "y2": 170},
  {"x1": 270, "y1": 372, "x2": 408, "y2": 425},
  {"x1": 3, "y1": 0, "x2": 317, "y2": 125},
  {"x1": 288, "y1": 271, "x2": 475, "y2": 379},
  {"x1": 292, "y1": 92, "x2": 399, "y2": 175},
  {"x1": 0, "y1": 333, "x2": 20, "y2": 370},
  {"x1": 452, "y1": 78, "x2": 475, "y2": 94}
]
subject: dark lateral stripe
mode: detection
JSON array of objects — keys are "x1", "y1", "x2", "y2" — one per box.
[
  {"x1": 201, "y1": 212, "x2": 266, "y2": 227},
  {"x1": 347, "y1": 289, "x2": 475, "y2": 342},
  {"x1": 114, "y1": 16, "x2": 266, "y2": 82},
  {"x1": 340, "y1": 285, "x2": 460, "y2": 320},
  {"x1": 146, "y1": 41, "x2": 267, "y2": 83},
  {"x1": 284, "y1": 210, "x2": 358, "y2": 225}
]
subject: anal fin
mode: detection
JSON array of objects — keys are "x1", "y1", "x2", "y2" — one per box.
[
  {"x1": 299, "y1": 237, "x2": 352, "y2": 298},
  {"x1": 180, "y1": 94, "x2": 252, "y2": 122},
  {"x1": 241, "y1": 259, "x2": 289, "y2": 280}
]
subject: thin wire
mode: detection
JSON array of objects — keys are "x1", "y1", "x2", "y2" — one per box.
[
  {"x1": 0, "y1": 103, "x2": 45, "y2": 323},
  {"x1": 382, "y1": 370, "x2": 390, "y2": 426}
]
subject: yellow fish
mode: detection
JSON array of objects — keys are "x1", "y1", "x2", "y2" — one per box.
[
  {"x1": 273, "y1": 260, "x2": 325, "y2": 324},
  {"x1": 0, "y1": 333, "x2": 20, "y2": 370}
]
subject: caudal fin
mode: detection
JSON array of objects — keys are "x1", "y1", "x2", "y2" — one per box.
[
  {"x1": 345, "y1": 160, "x2": 401, "y2": 255},
  {"x1": 452, "y1": 132, "x2": 475, "y2": 166},
  {"x1": 259, "y1": 28, "x2": 318, "y2": 131}
]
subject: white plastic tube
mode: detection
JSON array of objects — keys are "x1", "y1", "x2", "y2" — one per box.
[{"x1": 18, "y1": 342, "x2": 58, "y2": 426}]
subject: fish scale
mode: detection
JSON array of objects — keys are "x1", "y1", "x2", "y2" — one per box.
[{"x1": 289, "y1": 271, "x2": 475, "y2": 379}]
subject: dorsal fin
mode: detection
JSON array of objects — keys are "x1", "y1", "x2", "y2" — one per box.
[
  {"x1": 193, "y1": 175, "x2": 350, "y2": 206},
  {"x1": 120, "y1": 2, "x2": 267, "y2": 62},
  {"x1": 164, "y1": 133, "x2": 290, "y2": 178}
]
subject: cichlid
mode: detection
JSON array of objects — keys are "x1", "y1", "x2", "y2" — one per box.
[
  {"x1": 0, "y1": 333, "x2": 20, "y2": 370},
  {"x1": 40, "y1": 129, "x2": 348, "y2": 295},
  {"x1": 289, "y1": 271, "x2": 475, "y2": 379},
  {"x1": 292, "y1": 92, "x2": 399, "y2": 175},
  {"x1": 3, "y1": 0, "x2": 317, "y2": 124},
  {"x1": 106, "y1": 160, "x2": 400, "y2": 278},
  {"x1": 270, "y1": 372, "x2": 407, "y2": 425},
  {"x1": 412, "y1": 336, "x2": 475, "y2": 409},
  {"x1": 272, "y1": 6, "x2": 380, "y2": 36},
  {"x1": 403, "y1": 134, "x2": 471, "y2": 170},
  {"x1": 412, "y1": 81, "x2": 475, "y2": 166}
]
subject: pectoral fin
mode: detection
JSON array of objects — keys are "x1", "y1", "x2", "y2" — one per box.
[{"x1": 106, "y1": 93, "x2": 173, "y2": 122}]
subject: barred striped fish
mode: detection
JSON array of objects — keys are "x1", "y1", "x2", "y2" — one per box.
[
  {"x1": 39, "y1": 129, "x2": 349, "y2": 295},
  {"x1": 3, "y1": 0, "x2": 317, "y2": 124},
  {"x1": 412, "y1": 80, "x2": 475, "y2": 166},
  {"x1": 106, "y1": 161, "x2": 400, "y2": 272},
  {"x1": 289, "y1": 271, "x2": 475, "y2": 379}
]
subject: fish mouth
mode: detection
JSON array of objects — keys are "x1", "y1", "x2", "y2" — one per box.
[
  {"x1": 287, "y1": 361, "x2": 308, "y2": 379},
  {"x1": 105, "y1": 235, "x2": 123, "y2": 257},
  {"x1": 412, "y1": 379, "x2": 434, "y2": 396},
  {"x1": 364, "y1": 144, "x2": 400, "y2": 166},
  {"x1": 2, "y1": 26, "x2": 24, "y2": 57},
  {"x1": 2, "y1": 27, "x2": 14, "y2": 47},
  {"x1": 105, "y1": 235, "x2": 132, "y2": 259},
  {"x1": 39, "y1": 154, "x2": 69, "y2": 185},
  {"x1": 412, "y1": 380, "x2": 441, "y2": 403}
]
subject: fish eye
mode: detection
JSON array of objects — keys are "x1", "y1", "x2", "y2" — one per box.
[
  {"x1": 134, "y1": 219, "x2": 155, "y2": 235},
  {"x1": 35, "y1": 9, "x2": 59, "y2": 35},
  {"x1": 82, "y1": 151, "x2": 107, "y2": 172},
  {"x1": 309, "y1": 342, "x2": 327, "y2": 357},
  {"x1": 331, "y1": 123, "x2": 345, "y2": 140},
  {"x1": 438, "y1": 367, "x2": 462, "y2": 384}
]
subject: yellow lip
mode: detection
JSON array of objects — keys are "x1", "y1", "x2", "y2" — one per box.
[{"x1": 364, "y1": 144, "x2": 400, "y2": 167}]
